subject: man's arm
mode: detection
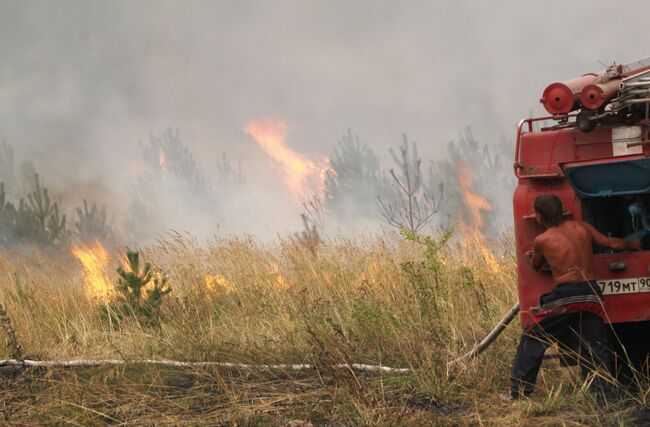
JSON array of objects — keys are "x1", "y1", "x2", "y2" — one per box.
[
  {"x1": 584, "y1": 222, "x2": 641, "y2": 251},
  {"x1": 530, "y1": 237, "x2": 547, "y2": 271}
]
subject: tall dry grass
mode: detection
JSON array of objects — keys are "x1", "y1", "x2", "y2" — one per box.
[{"x1": 0, "y1": 231, "x2": 646, "y2": 425}]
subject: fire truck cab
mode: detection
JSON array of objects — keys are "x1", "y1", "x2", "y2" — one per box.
[{"x1": 514, "y1": 57, "x2": 650, "y2": 376}]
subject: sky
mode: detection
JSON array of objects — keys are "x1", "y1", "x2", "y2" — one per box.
[{"x1": 1, "y1": 0, "x2": 649, "y2": 237}]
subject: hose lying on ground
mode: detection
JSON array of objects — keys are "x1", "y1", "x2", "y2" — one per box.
[
  {"x1": 0, "y1": 358, "x2": 410, "y2": 374},
  {"x1": 447, "y1": 302, "x2": 520, "y2": 367},
  {"x1": 1, "y1": 302, "x2": 523, "y2": 373}
]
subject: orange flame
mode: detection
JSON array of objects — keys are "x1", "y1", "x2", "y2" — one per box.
[
  {"x1": 70, "y1": 241, "x2": 114, "y2": 302},
  {"x1": 244, "y1": 118, "x2": 328, "y2": 202},
  {"x1": 269, "y1": 263, "x2": 291, "y2": 289},
  {"x1": 458, "y1": 160, "x2": 493, "y2": 230},
  {"x1": 204, "y1": 274, "x2": 235, "y2": 294},
  {"x1": 457, "y1": 160, "x2": 500, "y2": 272},
  {"x1": 159, "y1": 148, "x2": 166, "y2": 170}
]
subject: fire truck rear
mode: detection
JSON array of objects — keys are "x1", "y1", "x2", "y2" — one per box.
[{"x1": 514, "y1": 57, "x2": 650, "y2": 375}]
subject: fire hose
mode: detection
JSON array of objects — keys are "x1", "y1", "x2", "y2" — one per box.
[
  {"x1": 1, "y1": 304, "x2": 523, "y2": 372},
  {"x1": 447, "y1": 302, "x2": 520, "y2": 367},
  {"x1": 0, "y1": 359, "x2": 409, "y2": 373}
]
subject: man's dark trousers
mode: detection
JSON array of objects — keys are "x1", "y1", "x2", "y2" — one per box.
[{"x1": 510, "y1": 310, "x2": 611, "y2": 398}]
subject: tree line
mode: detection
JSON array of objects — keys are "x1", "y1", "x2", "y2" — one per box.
[{"x1": 0, "y1": 126, "x2": 514, "y2": 250}]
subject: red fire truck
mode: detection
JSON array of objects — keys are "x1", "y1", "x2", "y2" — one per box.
[{"x1": 514, "y1": 57, "x2": 650, "y2": 374}]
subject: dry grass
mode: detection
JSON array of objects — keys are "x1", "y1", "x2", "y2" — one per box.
[{"x1": 1, "y1": 231, "x2": 649, "y2": 425}]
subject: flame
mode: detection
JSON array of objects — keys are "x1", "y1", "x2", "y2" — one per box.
[
  {"x1": 70, "y1": 241, "x2": 114, "y2": 302},
  {"x1": 244, "y1": 118, "x2": 329, "y2": 202},
  {"x1": 159, "y1": 148, "x2": 166, "y2": 170},
  {"x1": 458, "y1": 160, "x2": 493, "y2": 230},
  {"x1": 368, "y1": 258, "x2": 383, "y2": 276},
  {"x1": 360, "y1": 258, "x2": 384, "y2": 289},
  {"x1": 457, "y1": 160, "x2": 500, "y2": 273},
  {"x1": 269, "y1": 263, "x2": 291, "y2": 289},
  {"x1": 204, "y1": 274, "x2": 235, "y2": 294}
]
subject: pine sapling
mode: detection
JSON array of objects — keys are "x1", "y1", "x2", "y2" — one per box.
[{"x1": 111, "y1": 250, "x2": 172, "y2": 325}]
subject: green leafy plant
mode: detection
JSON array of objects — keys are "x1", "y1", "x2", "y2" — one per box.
[
  {"x1": 401, "y1": 261, "x2": 439, "y2": 321},
  {"x1": 401, "y1": 226, "x2": 453, "y2": 275},
  {"x1": 460, "y1": 266, "x2": 490, "y2": 320},
  {"x1": 399, "y1": 226, "x2": 454, "y2": 324}
]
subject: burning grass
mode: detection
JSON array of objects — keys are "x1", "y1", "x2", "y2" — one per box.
[
  {"x1": 0, "y1": 232, "x2": 647, "y2": 425},
  {"x1": 70, "y1": 241, "x2": 115, "y2": 302}
]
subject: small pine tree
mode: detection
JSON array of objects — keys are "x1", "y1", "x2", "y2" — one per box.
[
  {"x1": 378, "y1": 135, "x2": 444, "y2": 233},
  {"x1": 126, "y1": 128, "x2": 217, "y2": 241},
  {"x1": 109, "y1": 250, "x2": 171, "y2": 325},
  {"x1": 0, "y1": 174, "x2": 69, "y2": 249},
  {"x1": 324, "y1": 130, "x2": 391, "y2": 220},
  {"x1": 74, "y1": 199, "x2": 113, "y2": 244}
]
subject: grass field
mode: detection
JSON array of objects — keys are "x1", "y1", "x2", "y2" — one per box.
[{"x1": 1, "y1": 231, "x2": 650, "y2": 425}]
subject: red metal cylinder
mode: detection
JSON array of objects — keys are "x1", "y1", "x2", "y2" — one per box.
[
  {"x1": 579, "y1": 79, "x2": 620, "y2": 110},
  {"x1": 540, "y1": 73, "x2": 597, "y2": 114}
]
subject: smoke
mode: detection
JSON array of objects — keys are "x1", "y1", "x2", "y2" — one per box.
[{"x1": 1, "y1": 1, "x2": 648, "y2": 240}]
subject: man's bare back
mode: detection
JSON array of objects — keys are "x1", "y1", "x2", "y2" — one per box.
[{"x1": 531, "y1": 220, "x2": 640, "y2": 284}]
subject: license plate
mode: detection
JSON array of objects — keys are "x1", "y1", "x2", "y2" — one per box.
[{"x1": 598, "y1": 277, "x2": 650, "y2": 295}]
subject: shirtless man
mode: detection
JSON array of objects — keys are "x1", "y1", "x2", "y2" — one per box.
[{"x1": 510, "y1": 194, "x2": 640, "y2": 399}]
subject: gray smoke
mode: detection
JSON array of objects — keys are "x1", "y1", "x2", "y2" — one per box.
[{"x1": 1, "y1": 0, "x2": 648, "y2": 240}]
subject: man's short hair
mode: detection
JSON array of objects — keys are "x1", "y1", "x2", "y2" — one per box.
[{"x1": 534, "y1": 195, "x2": 564, "y2": 227}]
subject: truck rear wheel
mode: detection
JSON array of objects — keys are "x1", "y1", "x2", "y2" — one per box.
[{"x1": 609, "y1": 321, "x2": 650, "y2": 385}]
